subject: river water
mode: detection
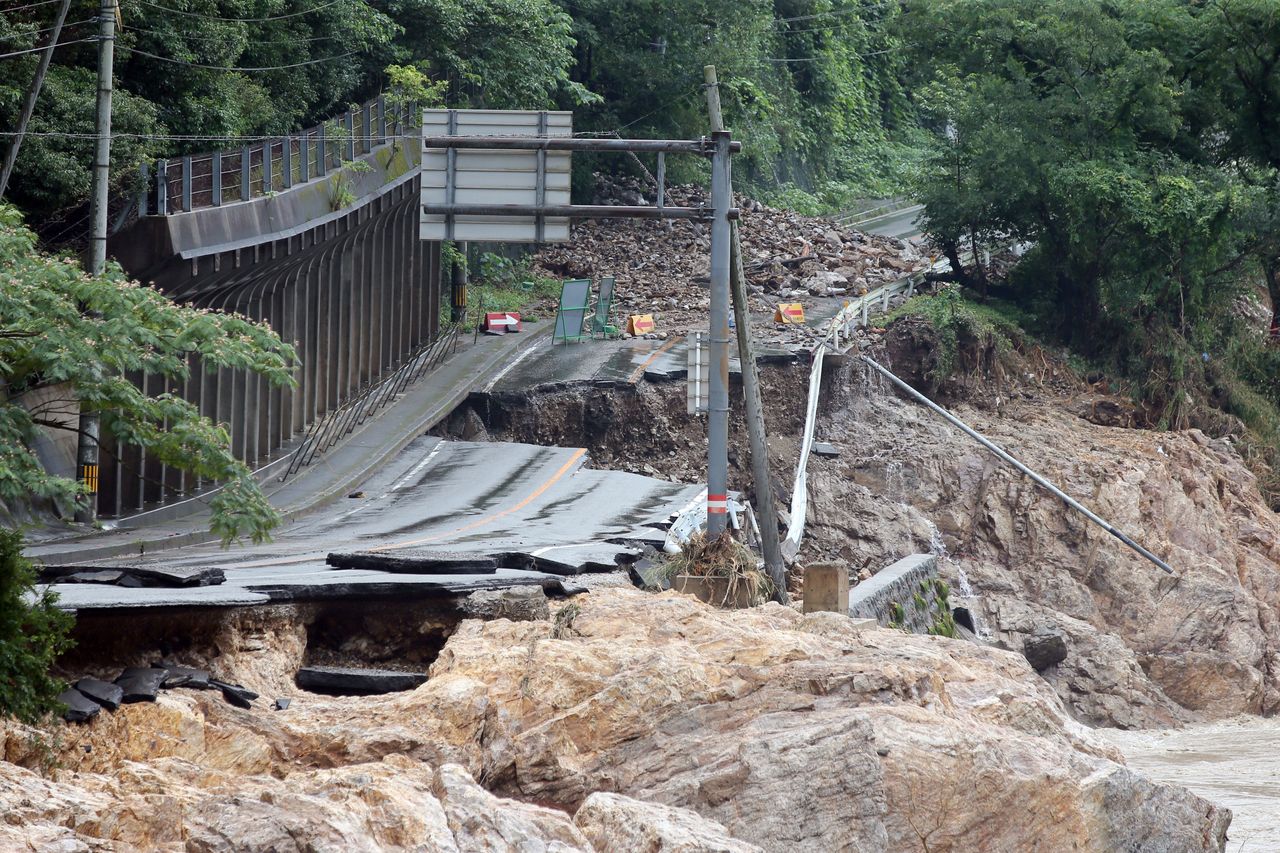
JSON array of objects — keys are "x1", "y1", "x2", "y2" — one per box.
[{"x1": 1099, "y1": 716, "x2": 1280, "y2": 850}]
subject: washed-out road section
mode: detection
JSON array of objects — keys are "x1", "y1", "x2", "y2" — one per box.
[{"x1": 45, "y1": 436, "x2": 702, "y2": 610}]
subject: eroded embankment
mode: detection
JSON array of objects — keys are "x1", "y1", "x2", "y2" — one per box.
[
  {"x1": 456, "y1": 331, "x2": 1280, "y2": 731},
  {"x1": 1, "y1": 589, "x2": 1230, "y2": 851}
]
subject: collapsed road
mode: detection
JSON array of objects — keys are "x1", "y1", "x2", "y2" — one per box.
[{"x1": 42, "y1": 436, "x2": 703, "y2": 611}]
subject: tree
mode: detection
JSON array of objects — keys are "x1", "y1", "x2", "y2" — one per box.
[
  {"x1": 0, "y1": 204, "x2": 297, "y2": 543},
  {"x1": 0, "y1": 528, "x2": 73, "y2": 724}
]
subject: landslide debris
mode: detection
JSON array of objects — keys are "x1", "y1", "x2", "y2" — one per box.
[
  {"x1": 530, "y1": 176, "x2": 929, "y2": 345},
  {"x1": 0, "y1": 588, "x2": 1229, "y2": 851}
]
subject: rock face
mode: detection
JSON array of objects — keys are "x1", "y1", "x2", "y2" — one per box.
[
  {"x1": 0, "y1": 589, "x2": 1229, "y2": 851},
  {"x1": 807, "y1": 353, "x2": 1280, "y2": 728}
]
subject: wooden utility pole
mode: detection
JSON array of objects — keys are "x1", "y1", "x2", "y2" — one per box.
[
  {"x1": 0, "y1": 0, "x2": 71, "y2": 200},
  {"x1": 74, "y1": 0, "x2": 115, "y2": 523},
  {"x1": 703, "y1": 65, "x2": 788, "y2": 604}
]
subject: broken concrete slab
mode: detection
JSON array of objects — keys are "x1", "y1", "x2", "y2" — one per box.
[
  {"x1": 39, "y1": 564, "x2": 225, "y2": 588},
  {"x1": 811, "y1": 442, "x2": 840, "y2": 458},
  {"x1": 114, "y1": 667, "x2": 169, "y2": 703},
  {"x1": 58, "y1": 688, "x2": 101, "y2": 723},
  {"x1": 74, "y1": 677, "x2": 123, "y2": 710},
  {"x1": 325, "y1": 550, "x2": 499, "y2": 574},
  {"x1": 296, "y1": 666, "x2": 428, "y2": 696},
  {"x1": 61, "y1": 570, "x2": 125, "y2": 584}
]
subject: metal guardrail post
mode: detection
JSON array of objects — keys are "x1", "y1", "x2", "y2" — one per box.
[
  {"x1": 300, "y1": 132, "x2": 310, "y2": 182},
  {"x1": 377, "y1": 94, "x2": 387, "y2": 145},
  {"x1": 138, "y1": 160, "x2": 149, "y2": 216},
  {"x1": 240, "y1": 146, "x2": 251, "y2": 201},
  {"x1": 282, "y1": 138, "x2": 292, "y2": 189},
  {"x1": 181, "y1": 156, "x2": 192, "y2": 210},
  {"x1": 262, "y1": 141, "x2": 272, "y2": 193},
  {"x1": 344, "y1": 111, "x2": 355, "y2": 161},
  {"x1": 155, "y1": 159, "x2": 168, "y2": 215},
  {"x1": 317, "y1": 124, "x2": 327, "y2": 176},
  {"x1": 211, "y1": 151, "x2": 221, "y2": 206},
  {"x1": 361, "y1": 102, "x2": 372, "y2": 154}
]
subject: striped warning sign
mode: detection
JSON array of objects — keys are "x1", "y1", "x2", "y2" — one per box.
[
  {"x1": 483, "y1": 312, "x2": 522, "y2": 334},
  {"x1": 79, "y1": 463, "x2": 99, "y2": 494},
  {"x1": 707, "y1": 492, "x2": 728, "y2": 515},
  {"x1": 774, "y1": 303, "x2": 805, "y2": 324},
  {"x1": 627, "y1": 314, "x2": 656, "y2": 335}
]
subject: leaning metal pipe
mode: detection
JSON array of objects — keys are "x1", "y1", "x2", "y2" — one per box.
[{"x1": 860, "y1": 355, "x2": 1175, "y2": 575}]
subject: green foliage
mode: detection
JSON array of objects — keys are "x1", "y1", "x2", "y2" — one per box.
[
  {"x1": 0, "y1": 530, "x2": 74, "y2": 724},
  {"x1": 0, "y1": 205, "x2": 297, "y2": 543},
  {"x1": 887, "y1": 286, "x2": 1021, "y2": 384}
]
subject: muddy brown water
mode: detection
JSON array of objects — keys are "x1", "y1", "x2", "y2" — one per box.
[{"x1": 1099, "y1": 717, "x2": 1280, "y2": 850}]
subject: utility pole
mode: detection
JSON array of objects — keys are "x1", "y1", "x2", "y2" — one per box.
[
  {"x1": 707, "y1": 128, "x2": 731, "y2": 539},
  {"x1": 703, "y1": 65, "x2": 787, "y2": 603},
  {"x1": 74, "y1": 0, "x2": 115, "y2": 524},
  {"x1": 0, "y1": 0, "x2": 71, "y2": 200}
]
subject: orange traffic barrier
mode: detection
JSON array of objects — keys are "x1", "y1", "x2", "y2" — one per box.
[
  {"x1": 627, "y1": 314, "x2": 656, "y2": 335},
  {"x1": 774, "y1": 303, "x2": 805, "y2": 324}
]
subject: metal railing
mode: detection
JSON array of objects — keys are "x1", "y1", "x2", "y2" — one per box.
[
  {"x1": 279, "y1": 324, "x2": 461, "y2": 481},
  {"x1": 136, "y1": 94, "x2": 416, "y2": 217}
]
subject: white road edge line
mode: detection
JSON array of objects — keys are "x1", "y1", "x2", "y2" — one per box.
[
  {"x1": 336, "y1": 441, "x2": 446, "y2": 521},
  {"x1": 482, "y1": 342, "x2": 538, "y2": 393}
]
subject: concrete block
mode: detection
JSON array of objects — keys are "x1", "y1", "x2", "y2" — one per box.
[{"x1": 803, "y1": 563, "x2": 850, "y2": 614}]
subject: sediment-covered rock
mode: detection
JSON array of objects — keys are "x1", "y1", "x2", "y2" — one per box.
[
  {"x1": 808, "y1": 351, "x2": 1280, "y2": 728},
  {"x1": 0, "y1": 589, "x2": 1229, "y2": 851}
]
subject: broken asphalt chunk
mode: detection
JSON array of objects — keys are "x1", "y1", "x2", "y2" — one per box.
[
  {"x1": 210, "y1": 679, "x2": 258, "y2": 709},
  {"x1": 58, "y1": 689, "x2": 101, "y2": 723},
  {"x1": 811, "y1": 442, "x2": 840, "y2": 458},
  {"x1": 295, "y1": 666, "x2": 427, "y2": 696},
  {"x1": 158, "y1": 665, "x2": 212, "y2": 690},
  {"x1": 74, "y1": 678, "x2": 123, "y2": 710},
  {"x1": 325, "y1": 550, "x2": 499, "y2": 574},
  {"x1": 114, "y1": 667, "x2": 169, "y2": 703}
]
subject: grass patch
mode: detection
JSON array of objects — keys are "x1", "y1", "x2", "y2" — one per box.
[{"x1": 885, "y1": 286, "x2": 1025, "y2": 384}]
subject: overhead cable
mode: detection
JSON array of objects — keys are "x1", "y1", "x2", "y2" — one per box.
[{"x1": 132, "y1": 0, "x2": 347, "y2": 23}]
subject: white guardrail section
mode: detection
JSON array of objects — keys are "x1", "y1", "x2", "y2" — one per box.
[{"x1": 782, "y1": 254, "x2": 957, "y2": 561}]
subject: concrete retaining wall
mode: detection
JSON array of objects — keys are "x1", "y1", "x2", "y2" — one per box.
[{"x1": 848, "y1": 554, "x2": 941, "y2": 633}]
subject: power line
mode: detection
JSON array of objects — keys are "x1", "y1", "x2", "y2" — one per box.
[
  {"x1": 122, "y1": 21, "x2": 341, "y2": 46},
  {"x1": 0, "y1": 0, "x2": 66, "y2": 12},
  {"x1": 0, "y1": 17, "x2": 93, "y2": 42},
  {"x1": 772, "y1": 2, "x2": 898, "y2": 27},
  {"x1": 0, "y1": 129, "x2": 414, "y2": 141},
  {"x1": 131, "y1": 0, "x2": 348, "y2": 23},
  {"x1": 0, "y1": 35, "x2": 94, "y2": 59},
  {"x1": 117, "y1": 43, "x2": 353, "y2": 70}
]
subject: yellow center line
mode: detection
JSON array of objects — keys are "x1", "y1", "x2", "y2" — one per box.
[
  {"x1": 368, "y1": 447, "x2": 588, "y2": 552},
  {"x1": 627, "y1": 336, "x2": 680, "y2": 384}
]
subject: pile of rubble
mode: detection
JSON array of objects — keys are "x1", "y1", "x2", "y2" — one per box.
[{"x1": 531, "y1": 175, "x2": 930, "y2": 344}]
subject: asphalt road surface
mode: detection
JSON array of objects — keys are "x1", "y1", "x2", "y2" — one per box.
[{"x1": 51, "y1": 436, "x2": 703, "y2": 609}]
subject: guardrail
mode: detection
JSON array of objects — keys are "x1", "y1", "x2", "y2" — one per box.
[
  {"x1": 127, "y1": 95, "x2": 417, "y2": 220},
  {"x1": 279, "y1": 324, "x2": 461, "y2": 481}
]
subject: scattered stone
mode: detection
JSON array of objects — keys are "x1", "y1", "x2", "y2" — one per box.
[
  {"x1": 113, "y1": 667, "x2": 169, "y2": 703},
  {"x1": 296, "y1": 665, "x2": 428, "y2": 696},
  {"x1": 273, "y1": 698, "x2": 290, "y2": 711},
  {"x1": 812, "y1": 442, "x2": 840, "y2": 458},
  {"x1": 58, "y1": 689, "x2": 101, "y2": 723},
  {"x1": 1023, "y1": 630, "x2": 1069, "y2": 671},
  {"x1": 74, "y1": 678, "x2": 123, "y2": 710}
]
